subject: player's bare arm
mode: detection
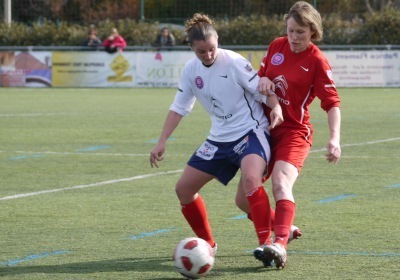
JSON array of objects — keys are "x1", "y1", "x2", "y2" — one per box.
[
  {"x1": 257, "y1": 76, "x2": 275, "y2": 96},
  {"x1": 266, "y1": 94, "x2": 283, "y2": 130},
  {"x1": 150, "y1": 110, "x2": 183, "y2": 168},
  {"x1": 325, "y1": 107, "x2": 341, "y2": 164}
]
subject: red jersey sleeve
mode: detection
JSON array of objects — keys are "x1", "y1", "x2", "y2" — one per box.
[{"x1": 312, "y1": 50, "x2": 340, "y2": 112}]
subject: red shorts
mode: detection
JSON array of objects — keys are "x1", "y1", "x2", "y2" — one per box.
[{"x1": 263, "y1": 128, "x2": 311, "y2": 181}]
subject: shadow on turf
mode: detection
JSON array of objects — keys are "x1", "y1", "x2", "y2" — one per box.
[{"x1": 0, "y1": 254, "x2": 278, "y2": 278}]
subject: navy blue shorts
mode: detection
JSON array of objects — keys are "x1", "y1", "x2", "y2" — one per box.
[{"x1": 187, "y1": 127, "x2": 271, "y2": 186}]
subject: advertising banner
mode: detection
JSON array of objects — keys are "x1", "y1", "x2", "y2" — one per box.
[
  {"x1": 324, "y1": 50, "x2": 400, "y2": 87},
  {"x1": 52, "y1": 51, "x2": 136, "y2": 87},
  {"x1": 0, "y1": 51, "x2": 52, "y2": 87},
  {"x1": 1, "y1": 50, "x2": 399, "y2": 88},
  {"x1": 135, "y1": 51, "x2": 194, "y2": 87}
]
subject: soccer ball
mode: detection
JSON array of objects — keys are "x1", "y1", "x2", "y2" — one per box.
[{"x1": 173, "y1": 237, "x2": 215, "y2": 279}]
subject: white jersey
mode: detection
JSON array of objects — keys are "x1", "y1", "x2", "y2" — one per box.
[{"x1": 170, "y1": 48, "x2": 269, "y2": 142}]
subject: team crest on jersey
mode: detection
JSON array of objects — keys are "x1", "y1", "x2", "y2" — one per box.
[
  {"x1": 195, "y1": 76, "x2": 204, "y2": 89},
  {"x1": 271, "y1": 53, "x2": 284, "y2": 65},
  {"x1": 244, "y1": 64, "x2": 253, "y2": 72}
]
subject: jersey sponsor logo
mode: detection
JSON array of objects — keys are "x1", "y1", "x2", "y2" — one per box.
[
  {"x1": 271, "y1": 53, "x2": 284, "y2": 65},
  {"x1": 233, "y1": 135, "x2": 249, "y2": 155},
  {"x1": 215, "y1": 114, "x2": 232, "y2": 120},
  {"x1": 195, "y1": 141, "x2": 218, "y2": 160},
  {"x1": 195, "y1": 76, "x2": 204, "y2": 89},
  {"x1": 272, "y1": 75, "x2": 288, "y2": 97},
  {"x1": 211, "y1": 96, "x2": 224, "y2": 115},
  {"x1": 245, "y1": 64, "x2": 253, "y2": 72},
  {"x1": 278, "y1": 96, "x2": 290, "y2": 105},
  {"x1": 220, "y1": 74, "x2": 228, "y2": 78},
  {"x1": 301, "y1": 66, "x2": 309, "y2": 72}
]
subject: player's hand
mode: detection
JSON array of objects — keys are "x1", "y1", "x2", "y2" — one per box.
[
  {"x1": 257, "y1": 77, "x2": 275, "y2": 96},
  {"x1": 150, "y1": 144, "x2": 165, "y2": 168},
  {"x1": 325, "y1": 140, "x2": 341, "y2": 164},
  {"x1": 268, "y1": 105, "x2": 283, "y2": 130}
]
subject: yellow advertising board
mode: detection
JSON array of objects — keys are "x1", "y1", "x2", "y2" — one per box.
[{"x1": 52, "y1": 52, "x2": 136, "y2": 87}]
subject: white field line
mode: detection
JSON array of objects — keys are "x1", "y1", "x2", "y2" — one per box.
[
  {"x1": 0, "y1": 170, "x2": 183, "y2": 201},
  {"x1": 308, "y1": 137, "x2": 400, "y2": 153},
  {"x1": 1, "y1": 137, "x2": 399, "y2": 157},
  {"x1": 0, "y1": 151, "x2": 187, "y2": 157},
  {"x1": 1, "y1": 137, "x2": 399, "y2": 201},
  {"x1": 0, "y1": 113, "x2": 75, "y2": 117}
]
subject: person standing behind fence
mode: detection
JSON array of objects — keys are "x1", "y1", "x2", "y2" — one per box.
[
  {"x1": 152, "y1": 27, "x2": 176, "y2": 48},
  {"x1": 102, "y1": 28, "x2": 127, "y2": 53},
  {"x1": 256, "y1": 1, "x2": 341, "y2": 269},
  {"x1": 82, "y1": 30, "x2": 102, "y2": 48},
  {"x1": 149, "y1": 13, "x2": 284, "y2": 262}
]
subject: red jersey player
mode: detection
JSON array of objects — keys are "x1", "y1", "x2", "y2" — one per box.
[{"x1": 256, "y1": 1, "x2": 341, "y2": 269}]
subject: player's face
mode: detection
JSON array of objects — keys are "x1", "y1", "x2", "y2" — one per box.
[
  {"x1": 191, "y1": 36, "x2": 218, "y2": 66},
  {"x1": 286, "y1": 17, "x2": 314, "y2": 53}
]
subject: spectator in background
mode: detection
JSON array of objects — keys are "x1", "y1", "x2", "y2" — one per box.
[
  {"x1": 81, "y1": 30, "x2": 102, "y2": 48},
  {"x1": 102, "y1": 28, "x2": 127, "y2": 53},
  {"x1": 152, "y1": 27, "x2": 176, "y2": 48}
]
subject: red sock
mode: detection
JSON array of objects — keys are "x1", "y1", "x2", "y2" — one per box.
[
  {"x1": 273, "y1": 199, "x2": 295, "y2": 248},
  {"x1": 181, "y1": 195, "x2": 214, "y2": 247},
  {"x1": 247, "y1": 206, "x2": 275, "y2": 230},
  {"x1": 246, "y1": 186, "x2": 271, "y2": 245},
  {"x1": 270, "y1": 207, "x2": 275, "y2": 231}
]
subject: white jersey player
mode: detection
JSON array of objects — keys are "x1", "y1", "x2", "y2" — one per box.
[
  {"x1": 150, "y1": 13, "x2": 283, "y2": 266},
  {"x1": 171, "y1": 48, "x2": 269, "y2": 142}
]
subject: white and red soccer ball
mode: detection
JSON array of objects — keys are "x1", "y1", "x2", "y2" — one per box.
[{"x1": 173, "y1": 237, "x2": 215, "y2": 279}]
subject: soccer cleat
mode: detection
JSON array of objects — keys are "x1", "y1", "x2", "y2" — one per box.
[
  {"x1": 253, "y1": 245, "x2": 274, "y2": 267},
  {"x1": 212, "y1": 243, "x2": 218, "y2": 257},
  {"x1": 263, "y1": 243, "x2": 287, "y2": 269},
  {"x1": 288, "y1": 225, "x2": 302, "y2": 244}
]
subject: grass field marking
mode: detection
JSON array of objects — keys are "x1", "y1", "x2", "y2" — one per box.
[
  {"x1": 229, "y1": 215, "x2": 247, "y2": 220},
  {"x1": 128, "y1": 228, "x2": 177, "y2": 240},
  {"x1": 0, "y1": 150, "x2": 186, "y2": 157},
  {"x1": 288, "y1": 250, "x2": 400, "y2": 257},
  {"x1": 0, "y1": 170, "x2": 183, "y2": 201},
  {"x1": 244, "y1": 249, "x2": 400, "y2": 258},
  {"x1": 76, "y1": 145, "x2": 111, "y2": 152},
  {"x1": 9, "y1": 154, "x2": 44, "y2": 160},
  {"x1": 0, "y1": 113, "x2": 74, "y2": 117},
  {"x1": 1, "y1": 137, "x2": 399, "y2": 158},
  {"x1": 307, "y1": 155, "x2": 400, "y2": 159},
  {"x1": 315, "y1": 194, "x2": 356, "y2": 204},
  {"x1": 385, "y1": 183, "x2": 400, "y2": 188},
  {"x1": 309, "y1": 137, "x2": 400, "y2": 153},
  {"x1": 0, "y1": 250, "x2": 71, "y2": 267}
]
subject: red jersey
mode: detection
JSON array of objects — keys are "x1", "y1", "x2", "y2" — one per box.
[{"x1": 258, "y1": 37, "x2": 340, "y2": 145}]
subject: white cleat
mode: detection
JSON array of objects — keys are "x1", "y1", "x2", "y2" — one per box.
[{"x1": 263, "y1": 243, "x2": 287, "y2": 269}]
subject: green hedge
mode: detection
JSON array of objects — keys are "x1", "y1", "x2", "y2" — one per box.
[{"x1": 0, "y1": 9, "x2": 399, "y2": 46}]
